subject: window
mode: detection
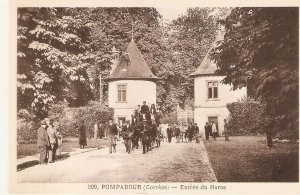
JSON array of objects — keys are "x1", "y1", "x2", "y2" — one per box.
[
  {"x1": 207, "y1": 81, "x2": 218, "y2": 99},
  {"x1": 117, "y1": 84, "x2": 127, "y2": 102}
]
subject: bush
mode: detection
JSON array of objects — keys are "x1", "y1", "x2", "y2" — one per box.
[
  {"x1": 17, "y1": 119, "x2": 39, "y2": 144},
  {"x1": 17, "y1": 109, "x2": 39, "y2": 144},
  {"x1": 48, "y1": 101, "x2": 114, "y2": 137},
  {"x1": 226, "y1": 98, "x2": 265, "y2": 136}
]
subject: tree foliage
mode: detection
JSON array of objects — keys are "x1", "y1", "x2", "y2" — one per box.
[
  {"x1": 212, "y1": 8, "x2": 299, "y2": 139},
  {"x1": 227, "y1": 98, "x2": 265, "y2": 136},
  {"x1": 17, "y1": 7, "x2": 168, "y2": 117},
  {"x1": 17, "y1": 8, "x2": 94, "y2": 118},
  {"x1": 164, "y1": 7, "x2": 230, "y2": 110},
  {"x1": 48, "y1": 101, "x2": 114, "y2": 137}
]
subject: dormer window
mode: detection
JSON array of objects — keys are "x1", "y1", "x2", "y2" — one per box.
[
  {"x1": 117, "y1": 84, "x2": 127, "y2": 102},
  {"x1": 207, "y1": 81, "x2": 218, "y2": 99}
]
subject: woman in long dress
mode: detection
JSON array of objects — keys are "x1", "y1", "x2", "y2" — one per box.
[{"x1": 78, "y1": 122, "x2": 87, "y2": 149}]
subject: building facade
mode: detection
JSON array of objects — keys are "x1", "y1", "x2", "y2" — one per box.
[
  {"x1": 190, "y1": 32, "x2": 247, "y2": 136},
  {"x1": 105, "y1": 39, "x2": 159, "y2": 124}
]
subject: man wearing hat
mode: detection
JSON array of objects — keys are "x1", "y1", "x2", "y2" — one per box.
[
  {"x1": 45, "y1": 118, "x2": 57, "y2": 163},
  {"x1": 105, "y1": 119, "x2": 118, "y2": 154},
  {"x1": 140, "y1": 101, "x2": 150, "y2": 120},
  {"x1": 122, "y1": 119, "x2": 134, "y2": 154},
  {"x1": 37, "y1": 119, "x2": 50, "y2": 164}
]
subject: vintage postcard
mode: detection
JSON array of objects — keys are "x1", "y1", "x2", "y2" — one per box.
[{"x1": 8, "y1": 0, "x2": 300, "y2": 194}]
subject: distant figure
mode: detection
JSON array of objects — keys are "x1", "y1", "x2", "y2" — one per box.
[
  {"x1": 204, "y1": 122, "x2": 210, "y2": 141},
  {"x1": 141, "y1": 101, "x2": 150, "y2": 120},
  {"x1": 156, "y1": 125, "x2": 162, "y2": 147},
  {"x1": 179, "y1": 124, "x2": 186, "y2": 143},
  {"x1": 166, "y1": 125, "x2": 172, "y2": 143},
  {"x1": 93, "y1": 123, "x2": 98, "y2": 139},
  {"x1": 46, "y1": 118, "x2": 56, "y2": 163},
  {"x1": 224, "y1": 119, "x2": 229, "y2": 141},
  {"x1": 37, "y1": 119, "x2": 50, "y2": 165},
  {"x1": 194, "y1": 123, "x2": 200, "y2": 143},
  {"x1": 78, "y1": 122, "x2": 87, "y2": 149},
  {"x1": 122, "y1": 119, "x2": 135, "y2": 154},
  {"x1": 53, "y1": 120, "x2": 62, "y2": 157},
  {"x1": 211, "y1": 121, "x2": 217, "y2": 141},
  {"x1": 174, "y1": 124, "x2": 181, "y2": 143},
  {"x1": 150, "y1": 104, "x2": 156, "y2": 123},
  {"x1": 106, "y1": 119, "x2": 118, "y2": 154},
  {"x1": 55, "y1": 127, "x2": 63, "y2": 156},
  {"x1": 187, "y1": 122, "x2": 195, "y2": 142}
]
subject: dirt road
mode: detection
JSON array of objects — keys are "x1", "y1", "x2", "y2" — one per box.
[{"x1": 17, "y1": 139, "x2": 217, "y2": 183}]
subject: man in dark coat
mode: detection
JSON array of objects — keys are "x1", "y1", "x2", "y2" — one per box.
[
  {"x1": 122, "y1": 119, "x2": 135, "y2": 154},
  {"x1": 204, "y1": 122, "x2": 210, "y2": 140},
  {"x1": 166, "y1": 124, "x2": 172, "y2": 143},
  {"x1": 141, "y1": 101, "x2": 150, "y2": 114},
  {"x1": 194, "y1": 123, "x2": 200, "y2": 143},
  {"x1": 105, "y1": 119, "x2": 118, "y2": 154},
  {"x1": 37, "y1": 119, "x2": 50, "y2": 164},
  {"x1": 187, "y1": 122, "x2": 195, "y2": 142},
  {"x1": 224, "y1": 119, "x2": 229, "y2": 141},
  {"x1": 174, "y1": 124, "x2": 181, "y2": 143},
  {"x1": 141, "y1": 101, "x2": 150, "y2": 120}
]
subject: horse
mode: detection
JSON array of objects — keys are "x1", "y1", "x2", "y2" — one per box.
[
  {"x1": 140, "y1": 122, "x2": 152, "y2": 154},
  {"x1": 131, "y1": 121, "x2": 141, "y2": 150}
]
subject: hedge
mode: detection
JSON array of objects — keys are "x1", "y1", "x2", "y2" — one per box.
[
  {"x1": 48, "y1": 101, "x2": 114, "y2": 137},
  {"x1": 226, "y1": 98, "x2": 265, "y2": 136},
  {"x1": 17, "y1": 101, "x2": 114, "y2": 143}
]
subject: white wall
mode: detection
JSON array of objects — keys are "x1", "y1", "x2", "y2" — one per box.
[
  {"x1": 194, "y1": 76, "x2": 247, "y2": 107},
  {"x1": 108, "y1": 80, "x2": 156, "y2": 121},
  {"x1": 194, "y1": 76, "x2": 247, "y2": 135}
]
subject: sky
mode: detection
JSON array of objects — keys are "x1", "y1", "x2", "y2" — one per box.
[{"x1": 155, "y1": 6, "x2": 189, "y2": 22}]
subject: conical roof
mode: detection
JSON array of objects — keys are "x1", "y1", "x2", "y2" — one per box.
[
  {"x1": 106, "y1": 39, "x2": 159, "y2": 81},
  {"x1": 189, "y1": 30, "x2": 223, "y2": 77}
]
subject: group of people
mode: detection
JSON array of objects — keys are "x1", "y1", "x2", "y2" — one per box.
[
  {"x1": 37, "y1": 101, "x2": 231, "y2": 163},
  {"x1": 121, "y1": 101, "x2": 162, "y2": 154},
  {"x1": 204, "y1": 119, "x2": 229, "y2": 141},
  {"x1": 163, "y1": 122, "x2": 200, "y2": 144},
  {"x1": 103, "y1": 101, "x2": 163, "y2": 154},
  {"x1": 75, "y1": 101, "x2": 163, "y2": 155},
  {"x1": 37, "y1": 118, "x2": 63, "y2": 165}
]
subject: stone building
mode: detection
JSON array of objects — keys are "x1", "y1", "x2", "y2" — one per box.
[
  {"x1": 190, "y1": 32, "x2": 247, "y2": 136},
  {"x1": 105, "y1": 39, "x2": 159, "y2": 124}
]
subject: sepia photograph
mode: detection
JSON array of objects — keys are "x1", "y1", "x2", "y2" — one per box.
[{"x1": 8, "y1": 0, "x2": 300, "y2": 194}]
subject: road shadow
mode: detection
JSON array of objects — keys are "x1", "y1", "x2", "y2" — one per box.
[{"x1": 17, "y1": 153, "x2": 71, "y2": 171}]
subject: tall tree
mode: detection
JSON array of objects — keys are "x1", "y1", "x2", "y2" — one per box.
[
  {"x1": 84, "y1": 8, "x2": 170, "y2": 110},
  {"x1": 17, "y1": 8, "x2": 169, "y2": 117},
  {"x1": 17, "y1": 8, "x2": 94, "y2": 118},
  {"x1": 211, "y1": 8, "x2": 299, "y2": 145},
  {"x1": 164, "y1": 7, "x2": 230, "y2": 110}
]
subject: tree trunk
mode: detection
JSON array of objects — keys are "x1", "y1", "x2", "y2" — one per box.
[{"x1": 266, "y1": 132, "x2": 273, "y2": 147}]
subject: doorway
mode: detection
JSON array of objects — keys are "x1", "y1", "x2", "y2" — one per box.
[{"x1": 208, "y1": 116, "x2": 219, "y2": 136}]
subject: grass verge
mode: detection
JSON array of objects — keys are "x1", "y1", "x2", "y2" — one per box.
[{"x1": 204, "y1": 136, "x2": 299, "y2": 182}]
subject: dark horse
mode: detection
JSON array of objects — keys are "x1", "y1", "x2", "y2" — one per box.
[
  {"x1": 141, "y1": 122, "x2": 152, "y2": 154},
  {"x1": 131, "y1": 120, "x2": 141, "y2": 150},
  {"x1": 132, "y1": 107, "x2": 161, "y2": 153}
]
